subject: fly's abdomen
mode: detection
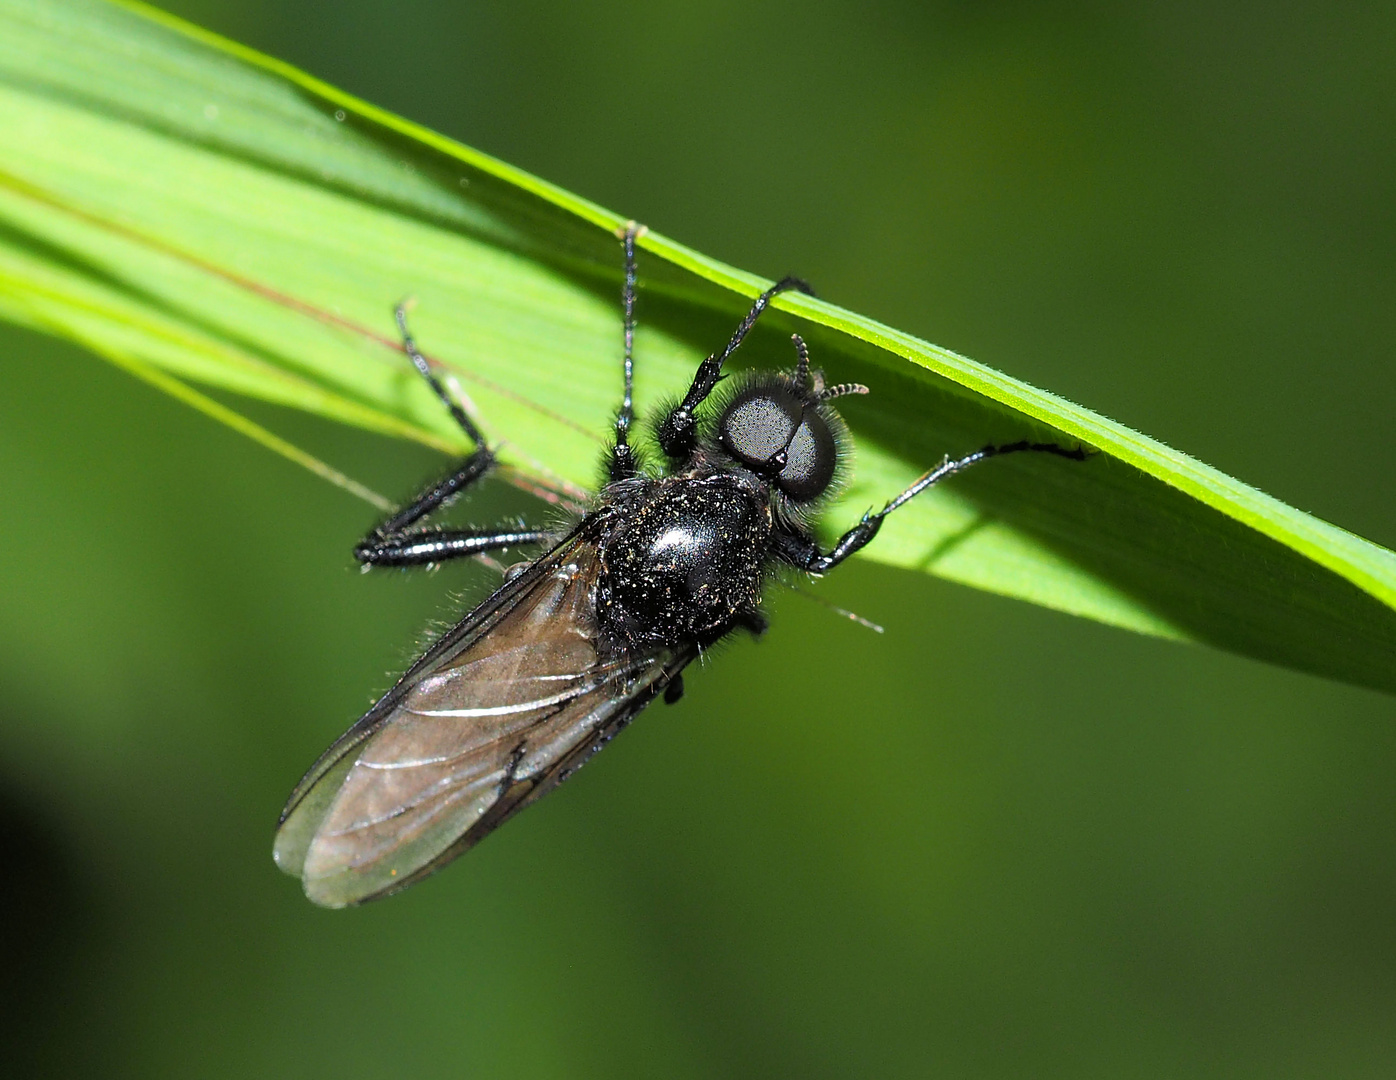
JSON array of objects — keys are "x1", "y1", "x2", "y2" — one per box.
[{"x1": 597, "y1": 478, "x2": 769, "y2": 646}]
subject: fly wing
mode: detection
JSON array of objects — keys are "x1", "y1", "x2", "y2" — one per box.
[{"x1": 273, "y1": 528, "x2": 691, "y2": 907}]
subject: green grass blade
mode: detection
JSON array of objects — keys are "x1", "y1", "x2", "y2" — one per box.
[{"x1": 3, "y1": 0, "x2": 1395, "y2": 693}]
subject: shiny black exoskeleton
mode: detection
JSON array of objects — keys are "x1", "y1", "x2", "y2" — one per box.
[{"x1": 596, "y1": 472, "x2": 772, "y2": 647}]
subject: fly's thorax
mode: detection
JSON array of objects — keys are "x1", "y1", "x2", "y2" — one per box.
[{"x1": 595, "y1": 474, "x2": 771, "y2": 647}]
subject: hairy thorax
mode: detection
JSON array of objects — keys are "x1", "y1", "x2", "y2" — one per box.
[{"x1": 595, "y1": 473, "x2": 772, "y2": 647}]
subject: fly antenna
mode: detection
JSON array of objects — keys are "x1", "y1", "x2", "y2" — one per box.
[
  {"x1": 817, "y1": 382, "x2": 869, "y2": 402},
  {"x1": 792, "y1": 333, "x2": 812, "y2": 387}
]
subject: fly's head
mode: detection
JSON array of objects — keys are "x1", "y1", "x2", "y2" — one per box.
[{"x1": 708, "y1": 334, "x2": 868, "y2": 521}]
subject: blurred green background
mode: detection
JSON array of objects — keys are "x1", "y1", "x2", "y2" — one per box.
[{"x1": 4, "y1": 1, "x2": 1396, "y2": 1075}]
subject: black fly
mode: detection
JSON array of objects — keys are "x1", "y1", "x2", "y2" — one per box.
[{"x1": 273, "y1": 225, "x2": 1086, "y2": 907}]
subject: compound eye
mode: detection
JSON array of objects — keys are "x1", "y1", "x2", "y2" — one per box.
[
  {"x1": 776, "y1": 409, "x2": 836, "y2": 502},
  {"x1": 719, "y1": 388, "x2": 801, "y2": 471}
]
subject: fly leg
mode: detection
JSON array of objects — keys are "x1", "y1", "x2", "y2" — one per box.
[
  {"x1": 655, "y1": 273, "x2": 816, "y2": 462},
  {"x1": 354, "y1": 520, "x2": 553, "y2": 567},
  {"x1": 394, "y1": 301, "x2": 489, "y2": 452},
  {"x1": 608, "y1": 223, "x2": 642, "y2": 482},
  {"x1": 774, "y1": 440, "x2": 1089, "y2": 573},
  {"x1": 355, "y1": 306, "x2": 551, "y2": 568}
]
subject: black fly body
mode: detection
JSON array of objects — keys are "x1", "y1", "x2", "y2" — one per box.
[{"x1": 273, "y1": 225, "x2": 1087, "y2": 907}]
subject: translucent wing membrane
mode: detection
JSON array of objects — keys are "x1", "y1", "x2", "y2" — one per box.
[{"x1": 274, "y1": 525, "x2": 692, "y2": 907}]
